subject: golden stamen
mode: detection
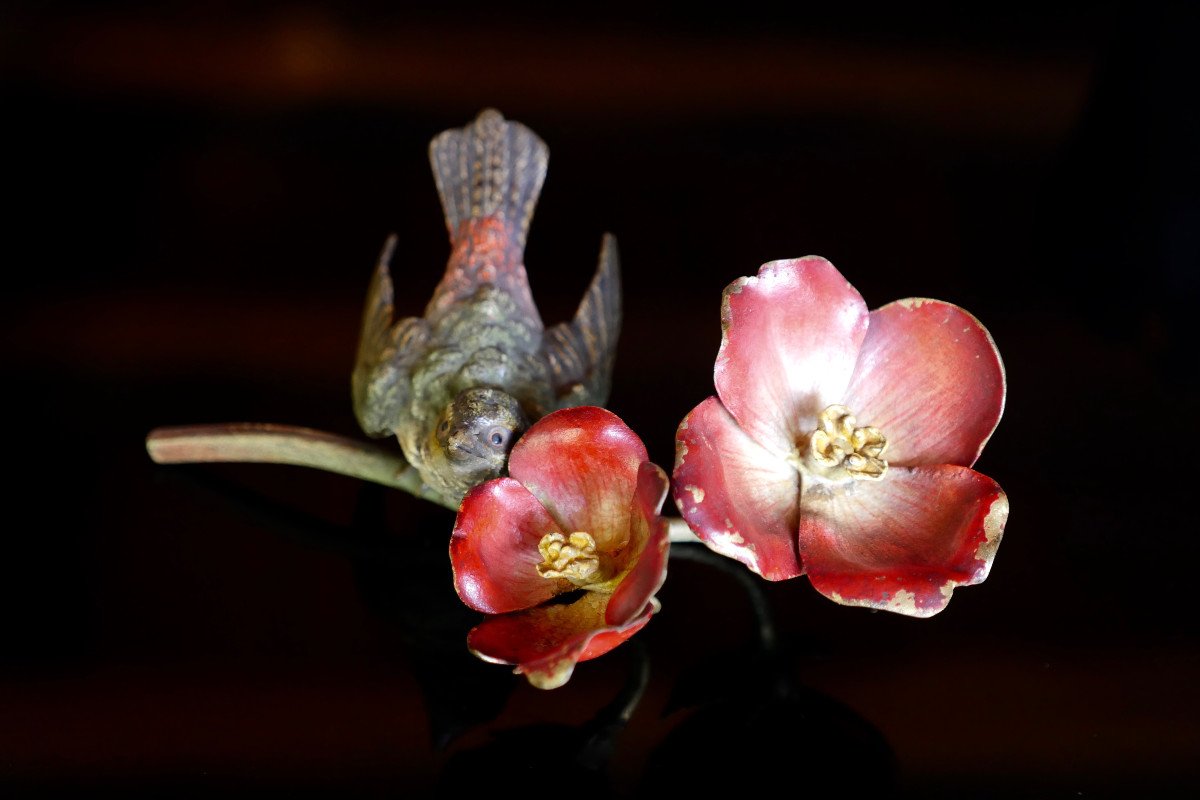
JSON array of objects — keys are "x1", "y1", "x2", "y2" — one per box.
[
  {"x1": 808, "y1": 405, "x2": 888, "y2": 480},
  {"x1": 537, "y1": 531, "x2": 600, "y2": 582}
]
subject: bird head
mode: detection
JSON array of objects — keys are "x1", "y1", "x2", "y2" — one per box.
[{"x1": 427, "y1": 387, "x2": 529, "y2": 500}]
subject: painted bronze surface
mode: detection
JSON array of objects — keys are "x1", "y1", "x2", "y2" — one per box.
[{"x1": 352, "y1": 110, "x2": 622, "y2": 504}]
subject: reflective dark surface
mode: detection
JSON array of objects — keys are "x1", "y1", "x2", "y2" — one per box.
[{"x1": 5, "y1": 2, "x2": 1200, "y2": 795}]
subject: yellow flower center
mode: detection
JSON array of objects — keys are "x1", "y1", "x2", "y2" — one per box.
[
  {"x1": 537, "y1": 531, "x2": 600, "y2": 583},
  {"x1": 808, "y1": 404, "x2": 888, "y2": 480}
]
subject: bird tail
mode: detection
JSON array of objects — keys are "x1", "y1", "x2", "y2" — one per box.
[{"x1": 429, "y1": 109, "x2": 548, "y2": 251}]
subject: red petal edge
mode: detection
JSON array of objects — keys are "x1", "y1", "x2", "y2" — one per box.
[
  {"x1": 467, "y1": 592, "x2": 657, "y2": 690},
  {"x1": 672, "y1": 396, "x2": 802, "y2": 581},
  {"x1": 798, "y1": 465, "x2": 1008, "y2": 617},
  {"x1": 507, "y1": 406, "x2": 649, "y2": 555},
  {"x1": 450, "y1": 478, "x2": 564, "y2": 614},
  {"x1": 843, "y1": 298, "x2": 1006, "y2": 468},
  {"x1": 606, "y1": 462, "x2": 670, "y2": 626}
]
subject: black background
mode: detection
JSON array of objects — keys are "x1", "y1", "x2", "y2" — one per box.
[{"x1": 4, "y1": 1, "x2": 1199, "y2": 796}]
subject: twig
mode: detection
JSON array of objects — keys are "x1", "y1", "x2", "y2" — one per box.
[{"x1": 146, "y1": 422, "x2": 456, "y2": 510}]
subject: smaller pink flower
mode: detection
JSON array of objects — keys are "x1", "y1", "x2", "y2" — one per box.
[
  {"x1": 451, "y1": 406, "x2": 670, "y2": 689},
  {"x1": 674, "y1": 257, "x2": 1008, "y2": 617}
]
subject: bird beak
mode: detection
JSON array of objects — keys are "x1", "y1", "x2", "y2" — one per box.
[{"x1": 447, "y1": 429, "x2": 477, "y2": 459}]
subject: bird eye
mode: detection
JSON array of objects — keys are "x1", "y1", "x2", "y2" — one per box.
[
  {"x1": 486, "y1": 427, "x2": 510, "y2": 448},
  {"x1": 438, "y1": 419, "x2": 450, "y2": 435}
]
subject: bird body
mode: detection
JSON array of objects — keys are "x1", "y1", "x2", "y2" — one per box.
[{"x1": 352, "y1": 110, "x2": 621, "y2": 504}]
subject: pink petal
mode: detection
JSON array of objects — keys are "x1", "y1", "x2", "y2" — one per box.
[
  {"x1": 798, "y1": 465, "x2": 1008, "y2": 617},
  {"x1": 606, "y1": 462, "x2": 671, "y2": 626},
  {"x1": 507, "y1": 406, "x2": 649, "y2": 554},
  {"x1": 714, "y1": 257, "x2": 868, "y2": 458},
  {"x1": 450, "y1": 478, "x2": 564, "y2": 614},
  {"x1": 843, "y1": 299, "x2": 1005, "y2": 468},
  {"x1": 467, "y1": 592, "x2": 655, "y2": 690},
  {"x1": 673, "y1": 396, "x2": 802, "y2": 581}
]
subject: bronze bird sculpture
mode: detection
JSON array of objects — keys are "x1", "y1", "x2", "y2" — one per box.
[{"x1": 351, "y1": 109, "x2": 621, "y2": 505}]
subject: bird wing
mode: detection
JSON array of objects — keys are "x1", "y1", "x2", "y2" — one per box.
[
  {"x1": 352, "y1": 235, "x2": 430, "y2": 438},
  {"x1": 541, "y1": 233, "x2": 622, "y2": 408}
]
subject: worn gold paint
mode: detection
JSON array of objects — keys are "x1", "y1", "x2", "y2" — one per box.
[
  {"x1": 973, "y1": 492, "x2": 1009, "y2": 568},
  {"x1": 884, "y1": 589, "x2": 920, "y2": 615},
  {"x1": 707, "y1": 529, "x2": 756, "y2": 574},
  {"x1": 833, "y1": 587, "x2": 926, "y2": 617}
]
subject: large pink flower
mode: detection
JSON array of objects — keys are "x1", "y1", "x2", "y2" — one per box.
[
  {"x1": 674, "y1": 257, "x2": 1008, "y2": 617},
  {"x1": 451, "y1": 406, "x2": 670, "y2": 689}
]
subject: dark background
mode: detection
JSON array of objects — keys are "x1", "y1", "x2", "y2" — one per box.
[{"x1": 4, "y1": 1, "x2": 1198, "y2": 796}]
